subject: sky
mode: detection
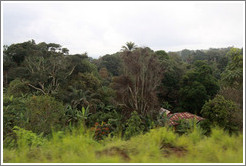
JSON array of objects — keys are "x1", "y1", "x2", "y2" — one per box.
[{"x1": 2, "y1": 1, "x2": 245, "y2": 58}]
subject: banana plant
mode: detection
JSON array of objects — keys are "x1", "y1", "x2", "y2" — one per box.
[
  {"x1": 81, "y1": 106, "x2": 91, "y2": 127},
  {"x1": 65, "y1": 105, "x2": 82, "y2": 125},
  {"x1": 65, "y1": 105, "x2": 91, "y2": 128}
]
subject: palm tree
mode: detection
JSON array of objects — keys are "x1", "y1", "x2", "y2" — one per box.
[{"x1": 121, "y1": 42, "x2": 137, "y2": 52}]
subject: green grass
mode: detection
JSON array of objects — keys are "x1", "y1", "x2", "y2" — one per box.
[{"x1": 3, "y1": 126, "x2": 243, "y2": 163}]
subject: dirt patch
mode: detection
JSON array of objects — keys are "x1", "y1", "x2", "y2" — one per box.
[
  {"x1": 160, "y1": 143, "x2": 187, "y2": 157},
  {"x1": 96, "y1": 147, "x2": 130, "y2": 161}
]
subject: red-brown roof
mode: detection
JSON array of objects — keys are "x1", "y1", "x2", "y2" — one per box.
[{"x1": 167, "y1": 112, "x2": 204, "y2": 126}]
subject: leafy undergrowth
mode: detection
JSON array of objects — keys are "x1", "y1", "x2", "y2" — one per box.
[{"x1": 3, "y1": 126, "x2": 243, "y2": 163}]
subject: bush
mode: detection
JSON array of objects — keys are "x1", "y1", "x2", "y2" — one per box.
[
  {"x1": 13, "y1": 126, "x2": 44, "y2": 148},
  {"x1": 97, "y1": 86, "x2": 115, "y2": 105},
  {"x1": 175, "y1": 119, "x2": 198, "y2": 135},
  {"x1": 3, "y1": 94, "x2": 28, "y2": 140},
  {"x1": 157, "y1": 112, "x2": 174, "y2": 128},
  {"x1": 141, "y1": 114, "x2": 156, "y2": 132},
  {"x1": 201, "y1": 95, "x2": 240, "y2": 133},
  {"x1": 199, "y1": 119, "x2": 212, "y2": 136},
  {"x1": 87, "y1": 105, "x2": 119, "y2": 126},
  {"x1": 124, "y1": 111, "x2": 144, "y2": 140},
  {"x1": 7, "y1": 79, "x2": 30, "y2": 97},
  {"x1": 26, "y1": 95, "x2": 65, "y2": 135}
]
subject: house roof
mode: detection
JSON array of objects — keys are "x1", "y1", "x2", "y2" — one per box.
[{"x1": 167, "y1": 112, "x2": 204, "y2": 126}]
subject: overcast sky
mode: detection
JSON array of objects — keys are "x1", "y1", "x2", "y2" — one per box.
[{"x1": 2, "y1": 1, "x2": 245, "y2": 58}]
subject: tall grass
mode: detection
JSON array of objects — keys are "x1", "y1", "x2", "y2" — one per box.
[{"x1": 3, "y1": 126, "x2": 243, "y2": 163}]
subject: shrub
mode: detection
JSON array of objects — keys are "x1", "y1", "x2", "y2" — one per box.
[
  {"x1": 3, "y1": 94, "x2": 28, "y2": 140},
  {"x1": 199, "y1": 119, "x2": 212, "y2": 135},
  {"x1": 141, "y1": 114, "x2": 156, "y2": 132},
  {"x1": 7, "y1": 79, "x2": 30, "y2": 97},
  {"x1": 175, "y1": 119, "x2": 198, "y2": 135},
  {"x1": 13, "y1": 126, "x2": 44, "y2": 148},
  {"x1": 87, "y1": 105, "x2": 121, "y2": 127},
  {"x1": 201, "y1": 95, "x2": 240, "y2": 133},
  {"x1": 26, "y1": 95, "x2": 65, "y2": 135},
  {"x1": 124, "y1": 111, "x2": 144, "y2": 140},
  {"x1": 157, "y1": 112, "x2": 174, "y2": 128},
  {"x1": 97, "y1": 86, "x2": 115, "y2": 105}
]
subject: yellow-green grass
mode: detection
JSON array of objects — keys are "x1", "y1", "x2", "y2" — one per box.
[{"x1": 3, "y1": 126, "x2": 243, "y2": 163}]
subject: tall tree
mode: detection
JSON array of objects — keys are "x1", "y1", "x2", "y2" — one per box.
[
  {"x1": 219, "y1": 48, "x2": 243, "y2": 112},
  {"x1": 221, "y1": 48, "x2": 243, "y2": 89},
  {"x1": 112, "y1": 47, "x2": 163, "y2": 117},
  {"x1": 24, "y1": 54, "x2": 75, "y2": 95},
  {"x1": 179, "y1": 60, "x2": 219, "y2": 114},
  {"x1": 97, "y1": 53, "x2": 122, "y2": 76},
  {"x1": 156, "y1": 50, "x2": 185, "y2": 110}
]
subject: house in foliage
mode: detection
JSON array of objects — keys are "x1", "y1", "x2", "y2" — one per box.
[{"x1": 160, "y1": 108, "x2": 204, "y2": 127}]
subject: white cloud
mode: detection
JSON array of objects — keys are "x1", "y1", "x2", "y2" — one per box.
[{"x1": 3, "y1": 1, "x2": 244, "y2": 58}]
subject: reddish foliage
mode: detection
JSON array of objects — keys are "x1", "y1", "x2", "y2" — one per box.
[{"x1": 91, "y1": 122, "x2": 111, "y2": 140}]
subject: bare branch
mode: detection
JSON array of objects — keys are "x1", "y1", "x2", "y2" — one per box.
[{"x1": 28, "y1": 83, "x2": 46, "y2": 95}]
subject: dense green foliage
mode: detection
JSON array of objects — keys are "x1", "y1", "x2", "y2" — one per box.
[
  {"x1": 157, "y1": 51, "x2": 184, "y2": 111},
  {"x1": 7, "y1": 78, "x2": 30, "y2": 97},
  {"x1": 3, "y1": 94, "x2": 28, "y2": 140},
  {"x1": 26, "y1": 95, "x2": 65, "y2": 135},
  {"x1": 3, "y1": 40, "x2": 243, "y2": 163},
  {"x1": 124, "y1": 111, "x2": 144, "y2": 140},
  {"x1": 201, "y1": 95, "x2": 240, "y2": 133},
  {"x1": 179, "y1": 61, "x2": 219, "y2": 114},
  {"x1": 97, "y1": 53, "x2": 122, "y2": 76},
  {"x1": 221, "y1": 48, "x2": 243, "y2": 88}
]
